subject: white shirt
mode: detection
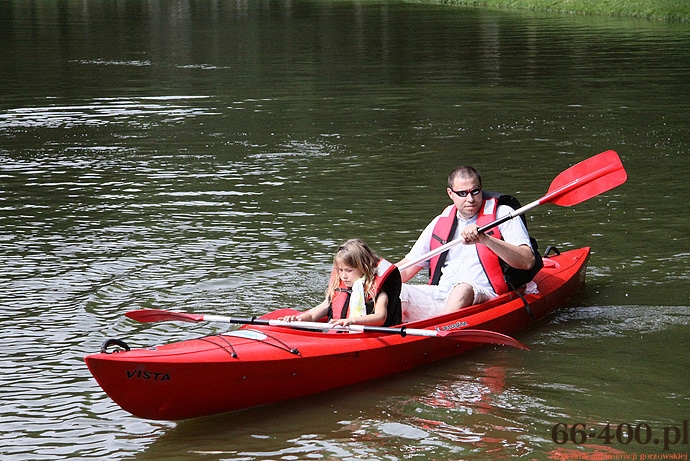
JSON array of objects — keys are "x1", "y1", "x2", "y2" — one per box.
[{"x1": 405, "y1": 204, "x2": 532, "y2": 300}]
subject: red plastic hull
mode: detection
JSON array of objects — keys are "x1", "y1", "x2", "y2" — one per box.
[{"x1": 85, "y1": 247, "x2": 590, "y2": 420}]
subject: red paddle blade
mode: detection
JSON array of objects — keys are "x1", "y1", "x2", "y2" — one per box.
[
  {"x1": 439, "y1": 329, "x2": 529, "y2": 350},
  {"x1": 125, "y1": 309, "x2": 203, "y2": 323},
  {"x1": 542, "y1": 150, "x2": 627, "y2": 207}
]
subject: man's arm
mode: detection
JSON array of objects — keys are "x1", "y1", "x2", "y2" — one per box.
[
  {"x1": 476, "y1": 235, "x2": 535, "y2": 270},
  {"x1": 395, "y1": 257, "x2": 423, "y2": 283},
  {"x1": 397, "y1": 215, "x2": 441, "y2": 283}
]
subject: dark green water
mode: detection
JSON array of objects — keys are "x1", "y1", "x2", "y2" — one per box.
[{"x1": 1, "y1": 1, "x2": 688, "y2": 459}]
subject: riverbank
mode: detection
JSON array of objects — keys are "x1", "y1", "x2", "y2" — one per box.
[{"x1": 417, "y1": 0, "x2": 690, "y2": 22}]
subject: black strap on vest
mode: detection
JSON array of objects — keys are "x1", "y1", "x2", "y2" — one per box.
[
  {"x1": 338, "y1": 288, "x2": 352, "y2": 320},
  {"x1": 326, "y1": 287, "x2": 353, "y2": 320}
]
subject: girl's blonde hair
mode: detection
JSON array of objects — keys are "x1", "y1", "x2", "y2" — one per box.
[{"x1": 325, "y1": 239, "x2": 380, "y2": 301}]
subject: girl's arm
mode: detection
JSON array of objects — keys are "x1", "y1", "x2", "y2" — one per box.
[{"x1": 280, "y1": 299, "x2": 329, "y2": 322}]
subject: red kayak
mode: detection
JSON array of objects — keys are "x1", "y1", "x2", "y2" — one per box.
[{"x1": 85, "y1": 246, "x2": 589, "y2": 420}]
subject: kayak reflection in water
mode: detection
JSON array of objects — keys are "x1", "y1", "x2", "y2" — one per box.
[{"x1": 280, "y1": 238, "x2": 402, "y2": 327}]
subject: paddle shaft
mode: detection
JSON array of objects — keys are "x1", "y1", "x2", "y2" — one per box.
[
  {"x1": 173, "y1": 313, "x2": 445, "y2": 338},
  {"x1": 124, "y1": 309, "x2": 528, "y2": 348}
]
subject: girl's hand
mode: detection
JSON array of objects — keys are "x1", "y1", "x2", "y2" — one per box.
[
  {"x1": 330, "y1": 318, "x2": 353, "y2": 327},
  {"x1": 280, "y1": 315, "x2": 301, "y2": 322}
]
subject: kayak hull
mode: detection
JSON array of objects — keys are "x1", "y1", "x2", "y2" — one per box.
[{"x1": 85, "y1": 247, "x2": 589, "y2": 420}]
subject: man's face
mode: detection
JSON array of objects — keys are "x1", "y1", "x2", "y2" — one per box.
[{"x1": 447, "y1": 176, "x2": 482, "y2": 220}]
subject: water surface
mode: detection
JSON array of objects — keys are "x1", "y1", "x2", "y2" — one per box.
[{"x1": 1, "y1": 1, "x2": 689, "y2": 459}]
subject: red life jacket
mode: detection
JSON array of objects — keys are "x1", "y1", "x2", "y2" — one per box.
[
  {"x1": 428, "y1": 205, "x2": 457, "y2": 286},
  {"x1": 476, "y1": 198, "x2": 510, "y2": 294},
  {"x1": 429, "y1": 198, "x2": 509, "y2": 294},
  {"x1": 328, "y1": 259, "x2": 401, "y2": 326}
]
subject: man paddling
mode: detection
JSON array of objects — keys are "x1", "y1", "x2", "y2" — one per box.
[{"x1": 396, "y1": 166, "x2": 541, "y2": 322}]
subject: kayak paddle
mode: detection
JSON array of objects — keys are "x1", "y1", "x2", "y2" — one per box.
[
  {"x1": 125, "y1": 309, "x2": 528, "y2": 350},
  {"x1": 399, "y1": 149, "x2": 627, "y2": 270}
]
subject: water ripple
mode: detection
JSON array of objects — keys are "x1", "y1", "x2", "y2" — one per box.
[{"x1": 0, "y1": 98, "x2": 218, "y2": 131}]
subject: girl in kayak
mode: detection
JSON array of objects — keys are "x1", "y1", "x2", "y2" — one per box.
[{"x1": 281, "y1": 238, "x2": 402, "y2": 327}]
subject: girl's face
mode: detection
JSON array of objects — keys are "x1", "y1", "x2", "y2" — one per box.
[{"x1": 336, "y1": 263, "x2": 364, "y2": 287}]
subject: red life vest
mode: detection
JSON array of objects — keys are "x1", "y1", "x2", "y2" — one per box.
[
  {"x1": 428, "y1": 198, "x2": 509, "y2": 294},
  {"x1": 476, "y1": 198, "x2": 510, "y2": 294},
  {"x1": 428, "y1": 205, "x2": 457, "y2": 286},
  {"x1": 329, "y1": 259, "x2": 401, "y2": 325}
]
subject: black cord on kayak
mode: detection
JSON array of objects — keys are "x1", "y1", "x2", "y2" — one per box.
[
  {"x1": 100, "y1": 338, "x2": 130, "y2": 354},
  {"x1": 400, "y1": 326, "x2": 407, "y2": 338}
]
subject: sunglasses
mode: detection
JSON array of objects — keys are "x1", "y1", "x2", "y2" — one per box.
[{"x1": 450, "y1": 187, "x2": 482, "y2": 198}]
